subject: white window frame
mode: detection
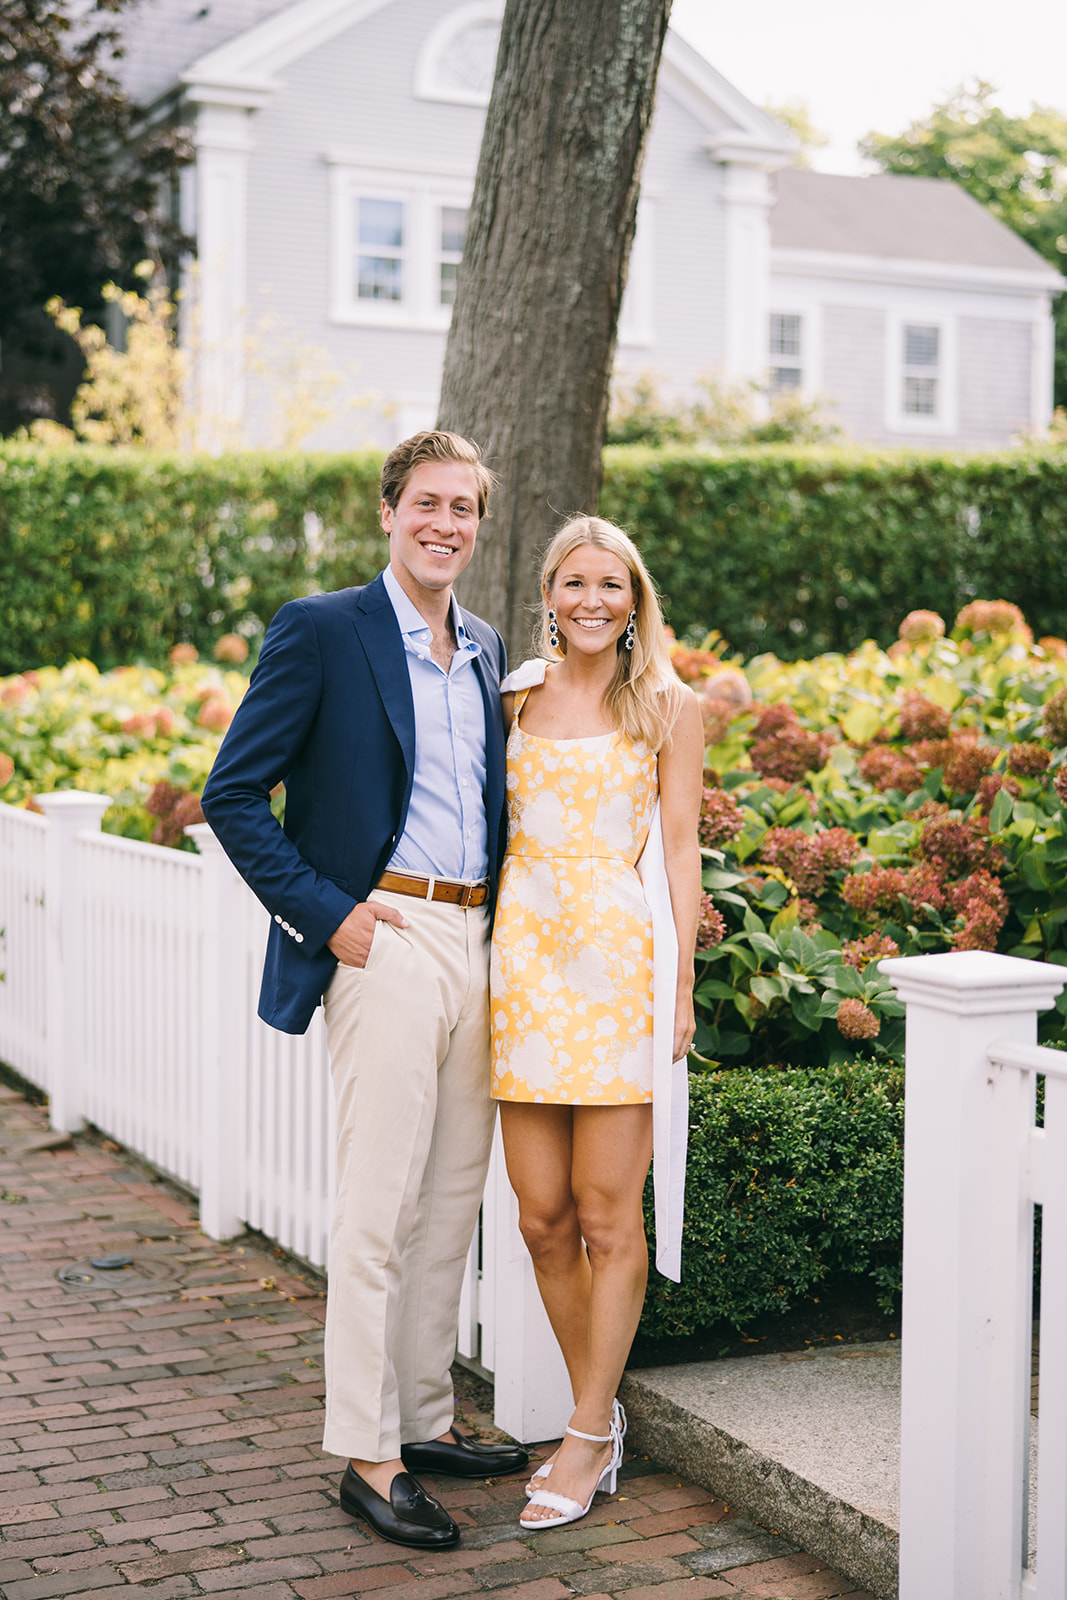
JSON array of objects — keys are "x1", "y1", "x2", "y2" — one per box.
[
  {"x1": 413, "y1": 1, "x2": 503, "y2": 107},
  {"x1": 767, "y1": 309, "x2": 804, "y2": 394},
  {"x1": 328, "y1": 164, "x2": 473, "y2": 331},
  {"x1": 885, "y1": 312, "x2": 957, "y2": 436}
]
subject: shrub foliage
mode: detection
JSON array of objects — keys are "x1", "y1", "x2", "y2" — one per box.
[
  {"x1": 601, "y1": 445, "x2": 1067, "y2": 654},
  {"x1": 640, "y1": 1060, "x2": 904, "y2": 1337},
  {"x1": 4, "y1": 443, "x2": 1067, "y2": 670},
  {"x1": 0, "y1": 445, "x2": 384, "y2": 672}
]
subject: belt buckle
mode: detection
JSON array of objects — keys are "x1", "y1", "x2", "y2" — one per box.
[{"x1": 459, "y1": 881, "x2": 479, "y2": 908}]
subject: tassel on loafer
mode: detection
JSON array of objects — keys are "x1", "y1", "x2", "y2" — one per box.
[{"x1": 339, "y1": 1465, "x2": 460, "y2": 1548}]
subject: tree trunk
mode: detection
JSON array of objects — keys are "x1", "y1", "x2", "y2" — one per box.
[{"x1": 437, "y1": 0, "x2": 672, "y2": 661}]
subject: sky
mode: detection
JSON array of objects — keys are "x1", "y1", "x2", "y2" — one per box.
[{"x1": 671, "y1": 0, "x2": 1067, "y2": 174}]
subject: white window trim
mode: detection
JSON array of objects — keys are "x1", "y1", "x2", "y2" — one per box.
[
  {"x1": 617, "y1": 198, "x2": 655, "y2": 349},
  {"x1": 328, "y1": 163, "x2": 473, "y2": 331},
  {"x1": 884, "y1": 312, "x2": 958, "y2": 436},
  {"x1": 413, "y1": 1, "x2": 502, "y2": 107}
]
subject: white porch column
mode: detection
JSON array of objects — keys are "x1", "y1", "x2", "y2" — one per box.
[
  {"x1": 35, "y1": 791, "x2": 111, "y2": 1132},
  {"x1": 882, "y1": 950, "x2": 1067, "y2": 1600},
  {"x1": 1032, "y1": 296, "x2": 1056, "y2": 436},
  {"x1": 182, "y1": 92, "x2": 259, "y2": 446},
  {"x1": 186, "y1": 822, "x2": 248, "y2": 1240},
  {"x1": 707, "y1": 135, "x2": 780, "y2": 387}
]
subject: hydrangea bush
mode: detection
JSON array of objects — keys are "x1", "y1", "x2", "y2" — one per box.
[
  {"x1": 0, "y1": 638, "x2": 252, "y2": 848},
  {"x1": 4, "y1": 600, "x2": 1067, "y2": 1066},
  {"x1": 679, "y1": 600, "x2": 1067, "y2": 1067}
]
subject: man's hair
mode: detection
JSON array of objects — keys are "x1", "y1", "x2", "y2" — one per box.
[{"x1": 380, "y1": 431, "x2": 497, "y2": 519}]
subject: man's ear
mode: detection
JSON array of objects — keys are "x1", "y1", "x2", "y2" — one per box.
[{"x1": 380, "y1": 498, "x2": 393, "y2": 535}]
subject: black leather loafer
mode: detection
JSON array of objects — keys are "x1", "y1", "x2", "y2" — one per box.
[
  {"x1": 338, "y1": 1465, "x2": 460, "y2": 1548},
  {"x1": 401, "y1": 1428, "x2": 530, "y2": 1479}
]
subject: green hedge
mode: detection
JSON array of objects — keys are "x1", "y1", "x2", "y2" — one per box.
[
  {"x1": 601, "y1": 445, "x2": 1067, "y2": 655},
  {"x1": 0, "y1": 446, "x2": 384, "y2": 672},
  {"x1": 3, "y1": 441, "x2": 1067, "y2": 671},
  {"x1": 639, "y1": 1060, "x2": 904, "y2": 1338}
]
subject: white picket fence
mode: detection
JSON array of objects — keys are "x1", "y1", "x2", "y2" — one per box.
[
  {"x1": 0, "y1": 793, "x2": 571, "y2": 1443},
  {"x1": 883, "y1": 950, "x2": 1067, "y2": 1600},
  {"x1": 8, "y1": 792, "x2": 1067, "y2": 1591}
]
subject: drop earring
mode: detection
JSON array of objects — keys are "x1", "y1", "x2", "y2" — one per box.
[
  {"x1": 625, "y1": 610, "x2": 636, "y2": 651},
  {"x1": 548, "y1": 609, "x2": 559, "y2": 650}
]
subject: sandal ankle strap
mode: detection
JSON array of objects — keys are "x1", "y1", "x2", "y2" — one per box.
[{"x1": 564, "y1": 1424, "x2": 613, "y2": 1443}]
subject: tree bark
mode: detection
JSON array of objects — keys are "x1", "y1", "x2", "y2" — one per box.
[{"x1": 437, "y1": 0, "x2": 672, "y2": 660}]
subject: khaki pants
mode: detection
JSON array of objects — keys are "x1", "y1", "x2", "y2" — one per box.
[{"x1": 321, "y1": 890, "x2": 495, "y2": 1462}]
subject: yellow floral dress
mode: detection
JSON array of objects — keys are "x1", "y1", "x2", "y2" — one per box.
[{"x1": 490, "y1": 687, "x2": 658, "y2": 1105}]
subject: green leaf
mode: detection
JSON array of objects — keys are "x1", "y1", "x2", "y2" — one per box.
[
  {"x1": 695, "y1": 979, "x2": 739, "y2": 1003},
  {"x1": 841, "y1": 701, "x2": 883, "y2": 743},
  {"x1": 748, "y1": 931, "x2": 783, "y2": 962},
  {"x1": 702, "y1": 866, "x2": 749, "y2": 890},
  {"x1": 829, "y1": 964, "x2": 867, "y2": 999},
  {"x1": 751, "y1": 974, "x2": 787, "y2": 1006},
  {"x1": 989, "y1": 784, "x2": 1015, "y2": 832}
]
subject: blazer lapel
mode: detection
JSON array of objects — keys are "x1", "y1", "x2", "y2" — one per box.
[{"x1": 353, "y1": 574, "x2": 416, "y2": 780}]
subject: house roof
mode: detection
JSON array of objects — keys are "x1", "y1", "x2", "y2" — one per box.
[
  {"x1": 771, "y1": 169, "x2": 1051, "y2": 274},
  {"x1": 116, "y1": 0, "x2": 792, "y2": 164},
  {"x1": 115, "y1": 0, "x2": 294, "y2": 106}
]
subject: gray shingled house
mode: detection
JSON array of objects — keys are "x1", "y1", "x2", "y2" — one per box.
[{"x1": 113, "y1": 0, "x2": 1063, "y2": 449}]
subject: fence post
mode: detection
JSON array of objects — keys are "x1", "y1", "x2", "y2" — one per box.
[
  {"x1": 882, "y1": 950, "x2": 1067, "y2": 1600},
  {"x1": 186, "y1": 822, "x2": 247, "y2": 1240},
  {"x1": 35, "y1": 791, "x2": 111, "y2": 1133}
]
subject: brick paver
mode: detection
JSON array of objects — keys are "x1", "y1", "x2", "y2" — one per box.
[{"x1": 0, "y1": 1085, "x2": 874, "y2": 1600}]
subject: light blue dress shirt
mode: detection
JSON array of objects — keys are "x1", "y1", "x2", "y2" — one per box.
[{"x1": 382, "y1": 565, "x2": 489, "y2": 882}]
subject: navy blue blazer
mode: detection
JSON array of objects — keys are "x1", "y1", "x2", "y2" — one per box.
[{"x1": 200, "y1": 573, "x2": 508, "y2": 1035}]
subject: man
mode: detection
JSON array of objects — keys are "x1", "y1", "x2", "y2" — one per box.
[{"x1": 201, "y1": 430, "x2": 528, "y2": 1551}]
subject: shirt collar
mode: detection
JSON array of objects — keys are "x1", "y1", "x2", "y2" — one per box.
[{"x1": 382, "y1": 565, "x2": 475, "y2": 650}]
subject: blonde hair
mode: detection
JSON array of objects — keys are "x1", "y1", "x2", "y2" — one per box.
[{"x1": 537, "y1": 515, "x2": 686, "y2": 752}]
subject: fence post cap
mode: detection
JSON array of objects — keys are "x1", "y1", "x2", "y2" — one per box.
[
  {"x1": 879, "y1": 949, "x2": 1067, "y2": 1015},
  {"x1": 184, "y1": 821, "x2": 221, "y2": 852},
  {"x1": 34, "y1": 790, "x2": 111, "y2": 816}
]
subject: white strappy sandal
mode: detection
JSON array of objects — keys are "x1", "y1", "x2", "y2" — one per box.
[
  {"x1": 525, "y1": 1398, "x2": 626, "y2": 1499},
  {"x1": 519, "y1": 1417, "x2": 623, "y2": 1531}
]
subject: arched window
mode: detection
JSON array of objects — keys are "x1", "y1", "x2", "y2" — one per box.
[{"x1": 414, "y1": 2, "x2": 502, "y2": 107}]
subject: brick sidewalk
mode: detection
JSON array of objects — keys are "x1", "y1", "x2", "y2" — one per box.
[{"x1": 0, "y1": 1084, "x2": 874, "y2": 1600}]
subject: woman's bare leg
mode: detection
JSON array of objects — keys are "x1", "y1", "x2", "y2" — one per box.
[
  {"x1": 502, "y1": 1101, "x2": 653, "y2": 1522},
  {"x1": 499, "y1": 1102, "x2": 587, "y2": 1491}
]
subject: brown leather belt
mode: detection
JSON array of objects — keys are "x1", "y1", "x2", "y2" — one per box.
[{"x1": 375, "y1": 871, "x2": 489, "y2": 908}]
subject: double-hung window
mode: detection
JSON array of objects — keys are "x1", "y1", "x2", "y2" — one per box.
[
  {"x1": 438, "y1": 206, "x2": 468, "y2": 307},
  {"x1": 902, "y1": 324, "x2": 939, "y2": 415},
  {"x1": 329, "y1": 164, "x2": 472, "y2": 329},
  {"x1": 886, "y1": 315, "x2": 954, "y2": 434},
  {"x1": 356, "y1": 198, "x2": 406, "y2": 303},
  {"x1": 769, "y1": 312, "x2": 803, "y2": 391}
]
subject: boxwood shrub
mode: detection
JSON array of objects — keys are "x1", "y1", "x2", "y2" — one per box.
[
  {"x1": 639, "y1": 1059, "x2": 904, "y2": 1338},
  {"x1": 4, "y1": 441, "x2": 1067, "y2": 671}
]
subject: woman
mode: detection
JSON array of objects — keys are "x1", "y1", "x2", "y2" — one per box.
[{"x1": 490, "y1": 515, "x2": 703, "y2": 1531}]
